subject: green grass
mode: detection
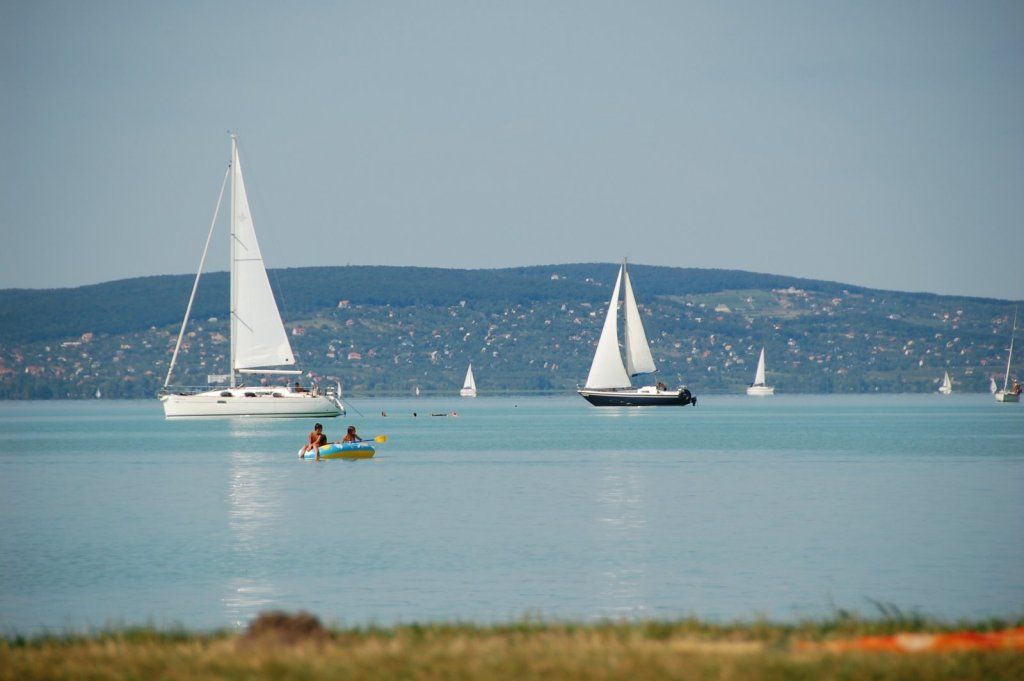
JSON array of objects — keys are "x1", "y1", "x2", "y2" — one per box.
[{"x1": 3, "y1": 615, "x2": 1022, "y2": 680}]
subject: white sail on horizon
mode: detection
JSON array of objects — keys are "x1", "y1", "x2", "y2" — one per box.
[
  {"x1": 754, "y1": 348, "x2": 767, "y2": 386},
  {"x1": 463, "y1": 363, "x2": 476, "y2": 391},
  {"x1": 584, "y1": 266, "x2": 632, "y2": 389},
  {"x1": 622, "y1": 266, "x2": 656, "y2": 377},
  {"x1": 230, "y1": 145, "x2": 295, "y2": 371}
]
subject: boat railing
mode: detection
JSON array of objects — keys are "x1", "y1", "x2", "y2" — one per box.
[{"x1": 159, "y1": 383, "x2": 334, "y2": 397}]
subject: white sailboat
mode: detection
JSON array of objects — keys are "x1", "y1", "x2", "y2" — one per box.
[
  {"x1": 938, "y1": 370, "x2": 953, "y2": 395},
  {"x1": 994, "y1": 310, "x2": 1020, "y2": 403},
  {"x1": 746, "y1": 347, "x2": 775, "y2": 396},
  {"x1": 160, "y1": 135, "x2": 344, "y2": 418},
  {"x1": 990, "y1": 376, "x2": 998, "y2": 394},
  {"x1": 577, "y1": 261, "x2": 696, "y2": 407},
  {"x1": 460, "y1": 363, "x2": 477, "y2": 397}
]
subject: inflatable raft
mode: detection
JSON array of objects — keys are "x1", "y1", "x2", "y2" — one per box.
[{"x1": 297, "y1": 442, "x2": 375, "y2": 459}]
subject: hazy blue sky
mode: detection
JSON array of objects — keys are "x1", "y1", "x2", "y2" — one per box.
[{"x1": 2, "y1": 1, "x2": 1022, "y2": 298}]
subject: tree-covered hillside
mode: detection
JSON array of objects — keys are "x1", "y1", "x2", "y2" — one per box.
[{"x1": 0, "y1": 264, "x2": 1019, "y2": 398}]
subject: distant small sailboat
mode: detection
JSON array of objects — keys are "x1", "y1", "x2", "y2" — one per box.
[
  {"x1": 938, "y1": 371, "x2": 952, "y2": 395},
  {"x1": 746, "y1": 347, "x2": 775, "y2": 396},
  {"x1": 95, "y1": 388, "x2": 102, "y2": 399},
  {"x1": 577, "y1": 260, "x2": 696, "y2": 407},
  {"x1": 995, "y1": 309, "x2": 1021, "y2": 403},
  {"x1": 460, "y1": 363, "x2": 477, "y2": 397},
  {"x1": 990, "y1": 376, "x2": 998, "y2": 394},
  {"x1": 415, "y1": 386, "x2": 421, "y2": 397}
]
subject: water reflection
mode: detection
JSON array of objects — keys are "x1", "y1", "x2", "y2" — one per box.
[
  {"x1": 592, "y1": 459, "x2": 650, "y2": 618},
  {"x1": 222, "y1": 428, "x2": 281, "y2": 629}
]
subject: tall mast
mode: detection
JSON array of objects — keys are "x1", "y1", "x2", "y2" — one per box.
[
  {"x1": 1003, "y1": 309, "x2": 1017, "y2": 392},
  {"x1": 229, "y1": 133, "x2": 238, "y2": 388}
]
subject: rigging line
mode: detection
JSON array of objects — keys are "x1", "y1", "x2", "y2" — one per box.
[
  {"x1": 163, "y1": 165, "x2": 231, "y2": 389},
  {"x1": 230, "y1": 310, "x2": 255, "y2": 333},
  {"x1": 268, "y1": 264, "x2": 291, "y2": 322},
  {"x1": 340, "y1": 397, "x2": 364, "y2": 417}
]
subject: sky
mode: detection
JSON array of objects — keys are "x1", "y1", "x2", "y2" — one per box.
[{"x1": 2, "y1": 1, "x2": 1023, "y2": 299}]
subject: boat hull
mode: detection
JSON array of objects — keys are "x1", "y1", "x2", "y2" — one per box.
[
  {"x1": 578, "y1": 387, "x2": 696, "y2": 407},
  {"x1": 460, "y1": 389, "x2": 477, "y2": 397},
  {"x1": 994, "y1": 391, "x2": 1021, "y2": 403},
  {"x1": 747, "y1": 385, "x2": 775, "y2": 396},
  {"x1": 161, "y1": 388, "x2": 343, "y2": 418}
]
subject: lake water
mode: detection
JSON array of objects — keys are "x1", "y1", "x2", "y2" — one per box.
[{"x1": 1, "y1": 395, "x2": 1022, "y2": 634}]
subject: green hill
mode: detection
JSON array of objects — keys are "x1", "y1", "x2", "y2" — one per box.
[{"x1": 0, "y1": 264, "x2": 1019, "y2": 398}]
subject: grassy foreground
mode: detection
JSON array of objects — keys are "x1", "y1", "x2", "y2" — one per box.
[{"x1": 2, "y1": 614, "x2": 1022, "y2": 680}]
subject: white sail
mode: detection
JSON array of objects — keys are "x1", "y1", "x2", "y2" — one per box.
[
  {"x1": 990, "y1": 376, "x2": 998, "y2": 394},
  {"x1": 1000, "y1": 310, "x2": 1017, "y2": 391},
  {"x1": 754, "y1": 348, "x2": 767, "y2": 386},
  {"x1": 622, "y1": 266, "x2": 656, "y2": 377},
  {"x1": 1003, "y1": 337, "x2": 1014, "y2": 391},
  {"x1": 460, "y1": 363, "x2": 477, "y2": 396},
  {"x1": 230, "y1": 144, "x2": 295, "y2": 371},
  {"x1": 584, "y1": 266, "x2": 632, "y2": 389},
  {"x1": 939, "y1": 370, "x2": 952, "y2": 394}
]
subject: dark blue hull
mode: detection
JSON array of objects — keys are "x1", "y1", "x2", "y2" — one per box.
[{"x1": 577, "y1": 388, "x2": 696, "y2": 407}]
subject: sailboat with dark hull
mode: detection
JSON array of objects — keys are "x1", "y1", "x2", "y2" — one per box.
[{"x1": 577, "y1": 261, "x2": 696, "y2": 407}]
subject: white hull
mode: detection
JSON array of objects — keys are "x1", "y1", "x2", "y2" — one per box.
[
  {"x1": 938, "y1": 386, "x2": 952, "y2": 395},
  {"x1": 994, "y1": 391, "x2": 1021, "y2": 403},
  {"x1": 746, "y1": 384, "x2": 775, "y2": 396},
  {"x1": 459, "y1": 388, "x2": 477, "y2": 397},
  {"x1": 161, "y1": 387, "x2": 343, "y2": 418}
]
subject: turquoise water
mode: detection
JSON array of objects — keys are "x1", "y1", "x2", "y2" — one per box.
[{"x1": 1, "y1": 395, "x2": 1022, "y2": 634}]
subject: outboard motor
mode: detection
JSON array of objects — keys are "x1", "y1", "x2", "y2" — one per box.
[{"x1": 679, "y1": 388, "x2": 696, "y2": 406}]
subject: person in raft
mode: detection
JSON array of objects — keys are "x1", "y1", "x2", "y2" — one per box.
[
  {"x1": 341, "y1": 425, "x2": 361, "y2": 443},
  {"x1": 301, "y1": 422, "x2": 329, "y2": 459}
]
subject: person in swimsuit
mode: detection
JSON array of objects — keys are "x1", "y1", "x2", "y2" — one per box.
[
  {"x1": 341, "y1": 425, "x2": 361, "y2": 443},
  {"x1": 300, "y1": 423, "x2": 329, "y2": 459}
]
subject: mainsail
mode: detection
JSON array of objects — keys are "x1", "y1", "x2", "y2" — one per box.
[
  {"x1": 230, "y1": 143, "x2": 295, "y2": 372},
  {"x1": 754, "y1": 348, "x2": 767, "y2": 386},
  {"x1": 622, "y1": 266, "x2": 656, "y2": 377},
  {"x1": 584, "y1": 266, "x2": 632, "y2": 389},
  {"x1": 463, "y1": 363, "x2": 476, "y2": 391}
]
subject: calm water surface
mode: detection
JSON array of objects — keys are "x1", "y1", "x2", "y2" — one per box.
[{"x1": 1, "y1": 395, "x2": 1022, "y2": 633}]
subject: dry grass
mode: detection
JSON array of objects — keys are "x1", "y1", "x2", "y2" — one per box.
[{"x1": 2, "y1": 612, "x2": 1022, "y2": 680}]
